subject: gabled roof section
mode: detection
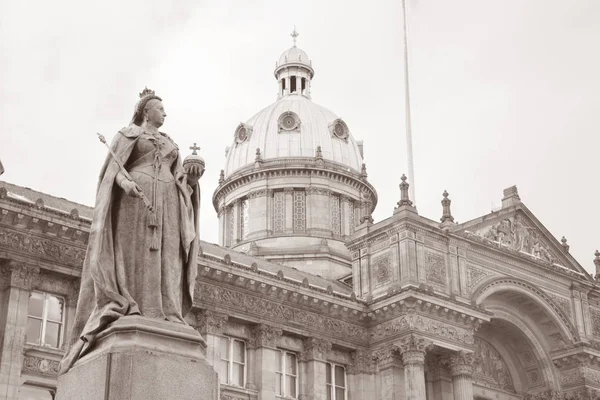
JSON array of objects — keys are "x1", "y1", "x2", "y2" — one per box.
[{"x1": 451, "y1": 199, "x2": 591, "y2": 280}]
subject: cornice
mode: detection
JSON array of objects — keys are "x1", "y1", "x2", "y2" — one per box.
[
  {"x1": 212, "y1": 159, "x2": 378, "y2": 212},
  {"x1": 0, "y1": 190, "x2": 92, "y2": 225}
]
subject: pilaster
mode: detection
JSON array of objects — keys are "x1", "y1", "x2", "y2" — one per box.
[
  {"x1": 299, "y1": 337, "x2": 331, "y2": 400},
  {"x1": 347, "y1": 350, "x2": 376, "y2": 400},
  {"x1": 374, "y1": 344, "x2": 404, "y2": 400},
  {"x1": 196, "y1": 309, "x2": 229, "y2": 371},
  {"x1": 0, "y1": 260, "x2": 40, "y2": 400},
  {"x1": 249, "y1": 324, "x2": 282, "y2": 399}
]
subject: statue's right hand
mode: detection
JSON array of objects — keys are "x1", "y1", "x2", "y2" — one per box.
[{"x1": 121, "y1": 180, "x2": 143, "y2": 198}]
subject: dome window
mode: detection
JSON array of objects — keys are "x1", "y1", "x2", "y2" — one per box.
[
  {"x1": 234, "y1": 123, "x2": 253, "y2": 144},
  {"x1": 329, "y1": 119, "x2": 349, "y2": 141},
  {"x1": 278, "y1": 111, "x2": 301, "y2": 133}
]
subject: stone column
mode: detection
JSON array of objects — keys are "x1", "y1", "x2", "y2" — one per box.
[
  {"x1": 374, "y1": 345, "x2": 404, "y2": 400},
  {"x1": 446, "y1": 351, "x2": 475, "y2": 400},
  {"x1": 0, "y1": 260, "x2": 40, "y2": 400},
  {"x1": 249, "y1": 324, "x2": 282, "y2": 400},
  {"x1": 300, "y1": 337, "x2": 331, "y2": 400},
  {"x1": 196, "y1": 310, "x2": 229, "y2": 372},
  {"x1": 397, "y1": 335, "x2": 431, "y2": 400}
]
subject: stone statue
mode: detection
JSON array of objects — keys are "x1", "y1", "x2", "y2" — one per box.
[{"x1": 59, "y1": 88, "x2": 203, "y2": 374}]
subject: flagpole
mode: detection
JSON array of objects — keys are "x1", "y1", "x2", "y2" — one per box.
[{"x1": 402, "y1": 0, "x2": 416, "y2": 206}]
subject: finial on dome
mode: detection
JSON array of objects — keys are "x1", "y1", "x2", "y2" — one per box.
[
  {"x1": 394, "y1": 174, "x2": 416, "y2": 213},
  {"x1": 219, "y1": 169, "x2": 225, "y2": 184},
  {"x1": 291, "y1": 26, "x2": 299, "y2": 48}
]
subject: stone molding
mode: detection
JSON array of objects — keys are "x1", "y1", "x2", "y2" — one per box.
[
  {"x1": 1, "y1": 260, "x2": 40, "y2": 290},
  {"x1": 397, "y1": 334, "x2": 433, "y2": 366},
  {"x1": 197, "y1": 309, "x2": 229, "y2": 335},
  {"x1": 0, "y1": 227, "x2": 86, "y2": 267},
  {"x1": 247, "y1": 189, "x2": 269, "y2": 199},
  {"x1": 248, "y1": 324, "x2": 282, "y2": 349},
  {"x1": 306, "y1": 187, "x2": 331, "y2": 196},
  {"x1": 300, "y1": 337, "x2": 331, "y2": 362},
  {"x1": 22, "y1": 355, "x2": 60, "y2": 377}
]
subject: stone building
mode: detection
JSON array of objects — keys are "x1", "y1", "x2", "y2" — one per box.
[{"x1": 1, "y1": 42, "x2": 600, "y2": 400}]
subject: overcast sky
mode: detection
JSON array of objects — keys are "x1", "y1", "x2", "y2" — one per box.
[{"x1": 1, "y1": 0, "x2": 598, "y2": 273}]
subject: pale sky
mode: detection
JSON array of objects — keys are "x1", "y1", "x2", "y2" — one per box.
[{"x1": 1, "y1": 0, "x2": 598, "y2": 273}]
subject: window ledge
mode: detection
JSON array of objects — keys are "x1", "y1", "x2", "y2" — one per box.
[
  {"x1": 220, "y1": 384, "x2": 258, "y2": 400},
  {"x1": 23, "y1": 344, "x2": 65, "y2": 358}
]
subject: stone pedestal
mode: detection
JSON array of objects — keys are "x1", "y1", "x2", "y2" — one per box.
[{"x1": 56, "y1": 316, "x2": 219, "y2": 400}]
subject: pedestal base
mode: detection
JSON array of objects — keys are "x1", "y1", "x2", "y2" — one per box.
[{"x1": 56, "y1": 316, "x2": 219, "y2": 400}]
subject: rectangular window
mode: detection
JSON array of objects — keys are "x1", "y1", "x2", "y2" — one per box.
[
  {"x1": 219, "y1": 336, "x2": 246, "y2": 387},
  {"x1": 293, "y1": 191, "x2": 305, "y2": 232},
  {"x1": 326, "y1": 363, "x2": 346, "y2": 400},
  {"x1": 276, "y1": 350, "x2": 298, "y2": 399},
  {"x1": 240, "y1": 199, "x2": 249, "y2": 241},
  {"x1": 26, "y1": 292, "x2": 64, "y2": 348},
  {"x1": 330, "y1": 195, "x2": 341, "y2": 236},
  {"x1": 273, "y1": 191, "x2": 285, "y2": 233}
]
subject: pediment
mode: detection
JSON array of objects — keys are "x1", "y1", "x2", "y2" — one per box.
[{"x1": 453, "y1": 205, "x2": 590, "y2": 278}]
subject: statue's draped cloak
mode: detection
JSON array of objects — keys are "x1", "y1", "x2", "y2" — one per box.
[{"x1": 59, "y1": 125, "x2": 199, "y2": 374}]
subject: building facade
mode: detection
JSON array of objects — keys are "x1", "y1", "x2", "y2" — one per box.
[{"x1": 1, "y1": 43, "x2": 600, "y2": 400}]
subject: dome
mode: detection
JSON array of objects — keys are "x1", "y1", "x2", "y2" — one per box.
[
  {"x1": 224, "y1": 95, "x2": 364, "y2": 176},
  {"x1": 276, "y1": 46, "x2": 313, "y2": 77}
]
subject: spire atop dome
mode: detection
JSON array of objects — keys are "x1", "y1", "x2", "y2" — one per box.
[{"x1": 291, "y1": 26, "x2": 299, "y2": 48}]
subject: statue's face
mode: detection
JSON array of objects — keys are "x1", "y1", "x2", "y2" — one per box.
[{"x1": 145, "y1": 100, "x2": 167, "y2": 128}]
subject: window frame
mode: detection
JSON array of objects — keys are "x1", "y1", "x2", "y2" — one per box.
[
  {"x1": 219, "y1": 336, "x2": 247, "y2": 388},
  {"x1": 276, "y1": 349, "x2": 298, "y2": 399},
  {"x1": 26, "y1": 291, "x2": 65, "y2": 349},
  {"x1": 325, "y1": 362, "x2": 347, "y2": 400}
]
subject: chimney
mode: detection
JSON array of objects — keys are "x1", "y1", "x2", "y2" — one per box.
[{"x1": 501, "y1": 185, "x2": 521, "y2": 208}]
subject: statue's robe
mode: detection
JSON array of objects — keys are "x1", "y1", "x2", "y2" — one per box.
[{"x1": 59, "y1": 125, "x2": 199, "y2": 374}]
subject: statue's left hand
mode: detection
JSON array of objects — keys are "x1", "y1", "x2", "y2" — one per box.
[{"x1": 185, "y1": 163, "x2": 204, "y2": 184}]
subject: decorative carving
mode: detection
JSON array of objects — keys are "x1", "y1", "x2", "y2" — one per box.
[
  {"x1": 347, "y1": 349, "x2": 376, "y2": 374},
  {"x1": 301, "y1": 337, "x2": 331, "y2": 361},
  {"x1": 247, "y1": 189, "x2": 268, "y2": 199},
  {"x1": 197, "y1": 310, "x2": 229, "y2": 335},
  {"x1": 197, "y1": 283, "x2": 368, "y2": 342},
  {"x1": 329, "y1": 118, "x2": 349, "y2": 140},
  {"x1": 473, "y1": 337, "x2": 514, "y2": 391},
  {"x1": 278, "y1": 111, "x2": 301, "y2": 132},
  {"x1": 248, "y1": 324, "x2": 282, "y2": 349},
  {"x1": 0, "y1": 228, "x2": 86, "y2": 267},
  {"x1": 373, "y1": 344, "x2": 402, "y2": 370},
  {"x1": 479, "y1": 214, "x2": 557, "y2": 264},
  {"x1": 372, "y1": 254, "x2": 390, "y2": 287},
  {"x1": 394, "y1": 174, "x2": 413, "y2": 209},
  {"x1": 560, "y1": 367, "x2": 583, "y2": 387},
  {"x1": 397, "y1": 334, "x2": 432, "y2": 365},
  {"x1": 424, "y1": 251, "x2": 446, "y2": 286},
  {"x1": 234, "y1": 122, "x2": 252, "y2": 144},
  {"x1": 549, "y1": 294, "x2": 573, "y2": 319},
  {"x1": 220, "y1": 394, "x2": 248, "y2": 400},
  {"x1": 591, "y1": 308, "x2": 600, "y2": 338},
  {"x1": 306, "y1": 187, "x2": 330, "y2": 196},
  {"x1": 22, "y1": 355, "x2": 60, "y2": 377},
  {"x1": 443, "y1": 351, "x2": 475, "y2": 377},
  {"x1": 0, "y1": 261, "x2": 40, "y2": 290},
  {"x1": 370, "y1": 314, "x2": 475, "y2": 345},
  {"x1": 466, "y1": 266, "x2": 493, "y2": 293}
]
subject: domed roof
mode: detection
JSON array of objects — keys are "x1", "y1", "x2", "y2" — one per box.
[
  {"x1": 277, "y1": 46, "x2": 312, "y2": 70},
  {"x1": 224, "y1": 95, "x2": 363, "y2": 176}
]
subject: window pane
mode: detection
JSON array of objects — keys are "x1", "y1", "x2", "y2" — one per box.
[
  {"x1": 28, "y1": 293, "x2": 44, "y2": 318},
  {"x1": 44, "y1": 322, "x2": 61, "y2": 347},
  {"x1": 286, "y1": 353, "x2": 296, "y2": 375},
  {"x1": 232, "y1": 363, "x2": 244, "y2": 386},
  {"x1": 46, "y1": 295, "x2": 63, "y2": 322},
  {"x1": 335, "y1": 387, "x2": 345, "y2": 400},
  {"x1": 18, "y1": 385, "x2": 53, "y2": 400},
  {"x1": 335, "y1": 365, "x2": 345, "y2": 387},
  {"x1": 218, "y1": 360, "x2": 228, "y2": 384},
  {"x1": 26, "y1": 318, "x2": 42, "y2": 345},
  {"x1": 286, "y1": 375, "x2": 296, "y2": 398},
  {"x1": 275, "y1": 373, "x2": 282, "y2": 395},
  {"x1": 277, "y1": 351, "x2": 283, "y2": 373},
  {"x1": 326, "y1": 385, "x2": 332, "y2": 400},
  {"x1": 326, "y1": 363, "x2": 332, "y2": 384},
  {"x1": 232, "y1": 340, "x2": 245, "y2": 363},
  {"x1": 220, "y1": 337, "x2": 229, "y2": 360}
]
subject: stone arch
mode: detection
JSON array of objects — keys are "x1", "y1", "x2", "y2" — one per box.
[
  {"x1": 471, "y1": 276, "x2": 576, "y2": 343},
  {"x1": 483, "y1": 306, "x2": 562, "y2": 391}
]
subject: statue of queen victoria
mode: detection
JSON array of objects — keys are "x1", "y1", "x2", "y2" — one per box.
[{"x1": 59, "y1": 88, "x2": 203, "y2": 374}]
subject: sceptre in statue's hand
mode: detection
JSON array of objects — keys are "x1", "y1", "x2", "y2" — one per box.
[{"x1": 97, "y1": 132, "x2": 154, "y2": 213}]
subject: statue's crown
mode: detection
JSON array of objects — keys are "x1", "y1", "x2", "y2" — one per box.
[{"x1": 139, "y1": 86, "x2": 156, "y2": 98}]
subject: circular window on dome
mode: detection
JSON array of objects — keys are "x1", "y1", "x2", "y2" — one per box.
[
  {"x1": 278, "y1": 111, "x2": 301, "y2": 133},
  {"x1": 234, "y1": 123, "x2": 253, "y2": 144},
  {"x1": 329, "y1": 118, "x2": 349, "y2": 140}
]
